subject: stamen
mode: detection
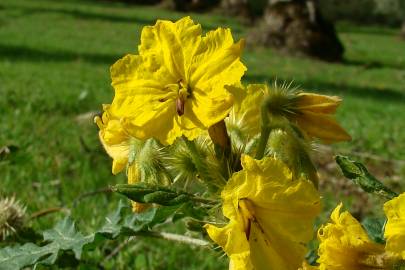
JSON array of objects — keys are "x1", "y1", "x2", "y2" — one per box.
[
  {"x1": 246, "y1": 219, "x2": 252, "y2": 240},
  {"x1": 238, "y1": 199, "x2": 255, "y2": 240},
  {"x1": 176, "y1": 97, "x2": 185, "y2": 116},
  {"x1": 176, "y1": 87, "x2": 189, "y2": 116}
]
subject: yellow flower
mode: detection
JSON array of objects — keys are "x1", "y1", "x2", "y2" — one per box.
[
  {"x1": 109, "y1": 16, "x2": 246, "y2": 145},
  {"x1": 94, "y1": 105, "x2": 130, "y2": 174},
  {"x1": 205, "y1": 155, "x2": 321, "y2": 270},
  {"x1": 384, "y1": 192, "x2": 405, "y2": 260},
  {"x1": 226, "y1": 84, "x2": 265, "y2": 141},
  {"x1": 317, "y1": 203, "x2": 389, "y2": 270},
  {"x1": 290, "y1": 93, "x2": 351, "y2": 143}
]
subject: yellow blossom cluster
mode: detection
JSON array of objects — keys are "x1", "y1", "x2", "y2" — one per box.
[{"x1": 94, "y1": 16, "x2": 405, "y2": 270}]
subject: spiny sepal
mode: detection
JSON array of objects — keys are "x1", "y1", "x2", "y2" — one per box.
[{"x1": 112, "y1": 183, "x2": 217, "y2": 207}]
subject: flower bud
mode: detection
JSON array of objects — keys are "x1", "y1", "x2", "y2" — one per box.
[{"x1": 0, "y1": 196, "x2": 26, "y2": 240}]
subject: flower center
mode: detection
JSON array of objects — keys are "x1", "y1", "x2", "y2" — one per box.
[{"x1": 165, "y1": 80, "x2": 190, "y2": 116}]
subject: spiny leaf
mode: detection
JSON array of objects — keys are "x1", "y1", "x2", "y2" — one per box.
[
  {"x1": 97, "y1": 200, "x2": 127, "y2": 238},
  {"x1": 0, "y1": 200, "x2": 196, "y2": 270},
  {"x1": 41, "y1": 217, "x2": 92, "y2": 261},
  {"x1": 0, "y1": 243, "x2": 48, "y2": 270},
  {"x1": 335, "y1": 155, "x2": 398, "y2": 199},
  {"x1": 0, "y1": 218, "x2": 92, "y2": 270}
]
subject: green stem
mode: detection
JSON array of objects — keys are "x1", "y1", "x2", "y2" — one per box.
[{"x1": 255, "y1": 100, "x2": 271, "y2": 160}]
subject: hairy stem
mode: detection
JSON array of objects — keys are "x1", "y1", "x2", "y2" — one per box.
[
  {"x1": 30, "y1": 207, "x2": 67, "y2": 220},
  {"x1": 137, "y1": 231, "x2": 210, "y2": 247},
  {"x1": 255, "y1": 100, "x2": 271, "y2": 160}
]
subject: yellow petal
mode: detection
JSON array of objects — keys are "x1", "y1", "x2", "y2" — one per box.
[
  {"x1": 189, "y1": 86, "x2": 234, "y2": 128},
  {"x1": 186, "y1": 27, "x2": 246, "y2": 128},
  {"x1": 296, "y1": 93, "x2": 341, "y2": 114},
  {"x1": 112, "y1": 158, "x2": 127, "y2": 175},
  {"x1": 110, "y1": 54, "x2": 175, "y2": 126},
  {"x1": 384, "y1": 192, "x2": 405, "y2": 259},
  {"x1": 205, "y1": 222, "x2": 253, "y2": 270},
  {"x1": 190, "y1": 28, "x2": 245, "y2": 87},
  {"x1": 294, "y1": 111, "x2": 351, "y2": 143},
  {"x1": 95, "y1": 108, "x2": 130, "y2": 174},
  {"x1": 139, "y1": 16, "x2": 202, "y2": 80},
  {"x1": 226, "y1": 84, "x2": 265, "y2": 139}
]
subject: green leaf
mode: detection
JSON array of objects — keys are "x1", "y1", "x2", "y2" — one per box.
[
  {"x1": 335, "y1": 155, "x2": 398, "y2": 199},
  {"x1": 361, "y1": 217, "x2": 386, "y2": 244},
  {"x1": 0, "y1": 200, "x2": 198, "y2": 270}
]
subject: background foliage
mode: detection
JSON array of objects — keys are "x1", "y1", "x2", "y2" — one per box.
[{"x1": 319, "y1": 0, "x2": 405, "y2": 26}]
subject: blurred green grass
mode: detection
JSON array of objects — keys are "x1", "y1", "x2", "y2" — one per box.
[{"x1": 0, "y1": 0, "x2": 404, "y2": 269}]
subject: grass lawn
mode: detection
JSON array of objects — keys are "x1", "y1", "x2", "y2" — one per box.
[{"x1": 1, "y1": 0, "x2": 405, "y2": 269}]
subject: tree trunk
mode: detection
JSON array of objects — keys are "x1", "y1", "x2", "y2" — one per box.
[
  {"x1": 220, "y1": 0, "x2": 250, "y2": 17},
  {"x1": 401, "y1": 21, "x2": 405, "y2": 39},
  {"x1": 114, "y1": 0, "x2": 162, "y2": 4},
  {"x1": 248, "y1": 0, "x2": 344, "y2": 62},
  {"x1": 164, "y1": 0, "x2": 220, "y2": 12}
]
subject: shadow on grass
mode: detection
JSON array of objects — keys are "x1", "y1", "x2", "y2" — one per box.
[
  {"x1": 3, "y1": 1, "x2": 243, "y2": 33},
  {"x1": 338, "y1": 26, "x2": 399, "y2": 37},
  {"x1": 245, "y1": 74, "x2": 405, "y2": 104},
  {"x1": 0, "y1": 44, "x2": 121, "y2": 64},
  {"x1": 342, "y1": 59, "x2": 405, "y2": 71},
  {"x1": 8, "y1": 5, "x2": 155, "y2": 25}
]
